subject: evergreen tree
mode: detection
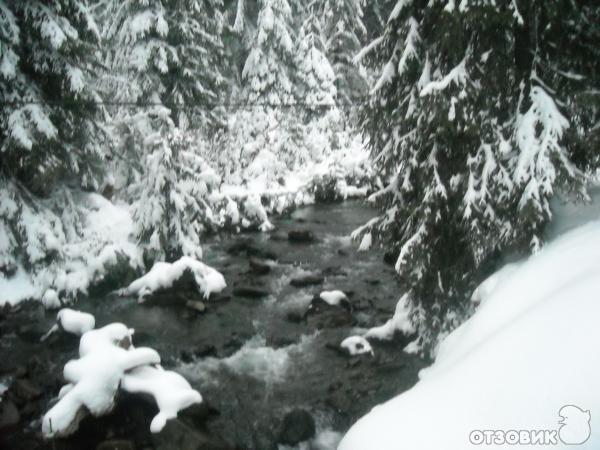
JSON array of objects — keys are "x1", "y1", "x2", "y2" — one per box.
[
  {"x1": 101, "y1": 0, "x2": 231, "y2": 263},
  {"x1": 296, "y1": 3, "x2": 336, "y2": 111},
  {"x1": 357, "y1": 0, "x2": 598, "y2": 349},
  {"x1": 0, "y1": 0, "x2": 107, "y2": 195},
  {"x1": 322, "y1": 0, "x2": 369, "y2": 105},
  {"x1": 164, "y1": 0, "x2": 229, "y2": 131},
  {"x1": 131, "y1": 129, "x2": 220, "y2": 263},
  {"x1": 241, "y1": 0, "x2": 295, "y2": 106}
]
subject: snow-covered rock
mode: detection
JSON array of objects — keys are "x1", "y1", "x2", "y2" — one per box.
[
  {"x1": 339, "y1": 220, "x2": 600, "y2": 450},
  {"x1": 41, "y1": 289, "x2": 61, "y2": 309},
  {"x1": 319, "y1": 290, "x2": 348, "y2": 306},
  {"x1": 41, "y1": 308, "x2": 96, "y2": 342},
  {"x1": 340, "y1": 336, "x2": 374, "y2": 356},
  {"x1": 43, "y1": 324, "x2": 160, "y2": 438},
  {"x1": 121, "y1": 256, "x2": 226, "y2": 302},
  {"x1": 122, "y1": 365, "x2": 202, "y2": 433},
  {"x1": 42, "y1": 312, "x2": 202, "y2": 438},
  {"x1": 57, "y1": 309, "x2": 96, "y2": 336}
]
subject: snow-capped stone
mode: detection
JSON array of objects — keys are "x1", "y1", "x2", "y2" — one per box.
[
  {"x1": 42, "y1": 313, "x2": 202, "y2": 438},
  {"x1": 340, "y1": 336, "x2": 374, "y2": 356},
  {"x1": 41, "y1": 289, "x2": 61, "y2": 309},
  {"x1": 319, "y1": 290, "x2": 348, "y2": 306},
  {"x1": 122, "y1": 365, "x2": 202, "y2": 433},
  {"x1": 121, "y1": 256, "x2": 226, "y2": 302},
  {"x1": 57, "y1": 309, "x2": 95, "y2": 336}
]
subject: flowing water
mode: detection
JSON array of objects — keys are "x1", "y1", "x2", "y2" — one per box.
[{"x1": 0, "y1": 201, "x2": 427, "y2": 450}]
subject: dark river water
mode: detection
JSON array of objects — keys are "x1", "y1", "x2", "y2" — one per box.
[{"x1": 0, "y1": 201, "x2": 427, "y2": 450}]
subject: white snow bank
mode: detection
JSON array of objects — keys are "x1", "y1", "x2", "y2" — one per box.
[
  {"x1": 365, "y1": 293, "x2": 415, "y2": 341},
  {"x1": 340, "y1": 336, "x2": 374, "y2": 356},
  {"x1": 121, "y1": 256, "x2": 226, "y2": 301},
  {"x1": 42, "y1": 310, "x2": 202, "y2": 438},
  {"x1": 339, "y1": 220, "x2": 600, "y2": 450}
]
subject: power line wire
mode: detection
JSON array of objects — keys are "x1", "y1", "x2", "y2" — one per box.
[{"x1": 0, "y1": 99, "x2": 371, "y2": 109}]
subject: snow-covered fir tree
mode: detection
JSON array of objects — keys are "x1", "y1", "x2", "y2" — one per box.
[
  {"x1": 0, "y1": 0, "x2": 112, "y2": 297},
  {"x1": 241, "y1": 0, "x2": 295, "y2": 106},
  {"x1": 0, "y1": 0, "x2": 106, "y2": 195},
  {"x1": 131, "y1": 129, "x2": 220, "y2": 263},
  {"x1": 356, "y1": 0, "x2": 598, "y2": 349},
  {"x1": 321, "y1": 0, "x2": 368, "y2": 105},
  {"x1": 296, "y1": 5, "x2": 336, "y2": 111},
  {"x1": 163, "y1": 0, "x2": 229, "y2": 131}
]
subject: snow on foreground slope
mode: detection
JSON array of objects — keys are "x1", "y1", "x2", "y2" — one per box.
[{"x1": 339, "y1": 220, "x2": 600, "y2": 450}]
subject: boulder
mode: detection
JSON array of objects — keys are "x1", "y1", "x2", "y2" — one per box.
[
  {"x1": 290, "y1": 273, "x2": 324, "y2": 287},
  {"x1": 152, "y1": 418, "x2": 234, "y2": 450},
  {"x1": 226, "y1": 240, "x2": 277, "y2": 260},
  {"x1": 383, "y1": 250, "x2": 398, "y2": 266},
  {"x1": 185, "y1": 300, "x2": 206, "y2": 314},
  {"x1": 232, "y1": 286, "x2": 270, "y2": 298},
  {"x1": 288, "y1": 230, "x2": 315, "y2": 243},
  {"x1": 0, "y1": 399, "x2": 20, "y2": 431},
  {"x1": 305, "y1": 297, "x2": 353, "y2": 329},
  {"x1": 278, "y1": 409, "x2": 316, "y2": 446},
  {"x1": 96, "y1": 440, "x2": 135, "y2": 450},
  {"x1": 249, "y1": 258, "x2": 272, "y2": 275}
]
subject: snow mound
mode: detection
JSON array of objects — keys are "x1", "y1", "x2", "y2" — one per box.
[
  {"x1": 340, "y1": 336, "x2": 374, "y2": 356},
  {"x1": 41, "y1": 308, "x2": 96, "y2": 342},
  {"x1": 339, "y1": 220, "x2": 600, "y2": 450},
  {"x1": 58, "y1": 308, "x2": 96, "y2": 335},
  {"x1": 42, "y1": 310, "x2": 202, "y2": 438},
  {"x1": 319, "y1": 290, "x2": 348, "y2": 306},
  {"x1": 122, "y1": 256, "x2": 226, "y2": 301}
]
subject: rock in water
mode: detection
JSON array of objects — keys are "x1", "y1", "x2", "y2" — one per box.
[
  {"x1": 383, "y1": 250, "x2": 398, "y2": 266},
  {"x1": 232, "y1": 286, "x2": 270, "y2": 298},
  {"x1": 288, "y1": 230, "x2": 315, "y2": 243},
  {"x1": 290, "y1": 273, "x2": 324, "y2": 287},
  {"x1": 96, "y1": 440, "x2": 135, "y2": 450},
  {"x1": 249, "y1": 258, "x2": 272, "y2": 275},
  {"x1": 152, "y1": 418, "x2": 234, "y2": 450},
  {"x1": 278, "y1": 409, "x2": 316, "y2": 446},
  {"x1": 0, "y1": 399, "x2": 20, "y2": 431},
  {"x1": 185, "y1": 300, "x2": 206, "y2": 314}
]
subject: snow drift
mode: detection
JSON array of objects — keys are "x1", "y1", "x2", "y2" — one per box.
[{"x1": 339, "y1": 220, "x2": 600, "y2": 450}]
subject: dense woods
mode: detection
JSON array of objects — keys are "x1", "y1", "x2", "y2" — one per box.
[{"x1": 1, "y1": 0, "x2": 598, "y2": 348}]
